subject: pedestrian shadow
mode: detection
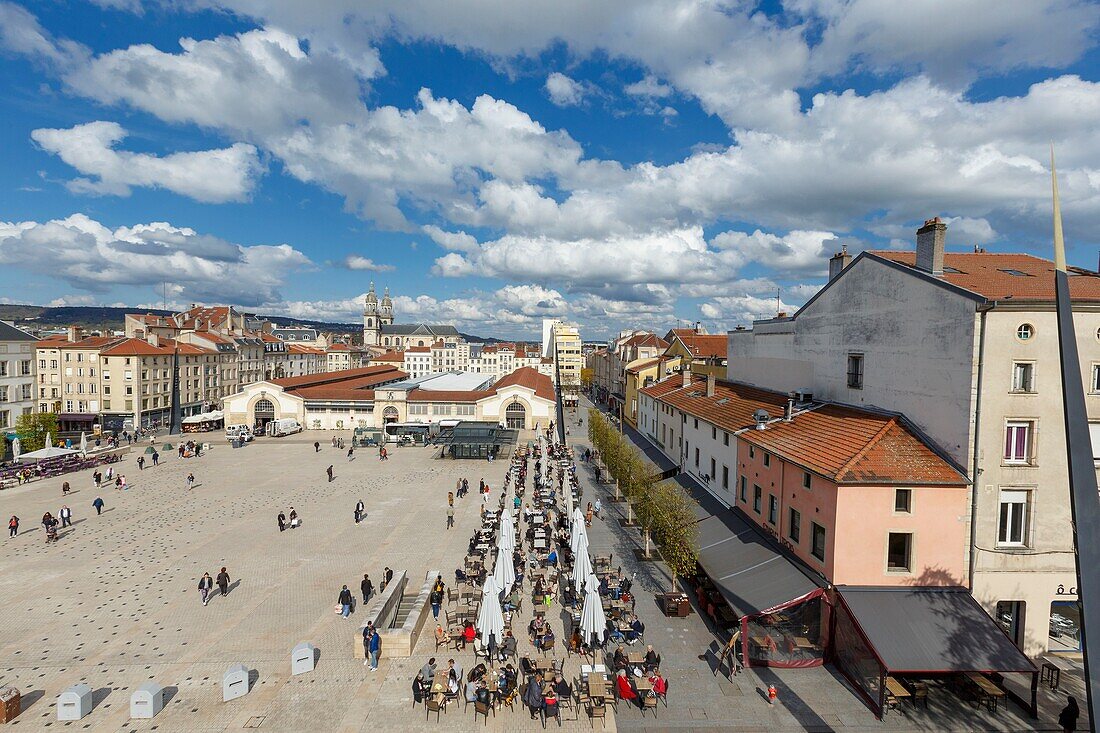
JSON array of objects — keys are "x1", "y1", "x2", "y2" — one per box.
[
  {"x1": 191, "y1": 483, "x2": 203, "y2": 489},
  {"x1": 103, "y1": 507, "x2": 115, "y2": 513},
  {"x1": 226, "y1": 579, "x2": 242, "y2": 595},
  {"x1": 72, "y1": 518, "x2": 87, "y2": 526}
]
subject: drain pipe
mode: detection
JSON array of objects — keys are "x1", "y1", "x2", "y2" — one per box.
[{"x1": 968, "y1": 304, "x2": 992, "y2": 590}]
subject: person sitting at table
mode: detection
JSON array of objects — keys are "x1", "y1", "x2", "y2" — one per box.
[
  {"x1": 476, "y1": 681, "x2": 493, "y2": 707},
  {"x1": 606, "y1": 618, "x2": 626, "y2": 644},
  {"x1": 616, "y1": 668, "x2": 641, "y2": 708},
  {"x1": 500, "y1": 630, "x2": 518, "y2": 661},
  {"x1": 543, "y1": 686, "x2": 560, "y2": 723},
  {"x1": 541, "y1": 626, "x2": 555, "y2": 650},
  {"x1": 455, "y1": 567, "x2": 467, "y2": 583},
  {"x1": 546, "y1": 547, "x2": 558, "y2": 566},
  {"x1": 412, "y1": 670, "x2": 430, "y2": 704},
  {"x1": 613, "y1": 645, "x2": 629, "y2": 672},
  {"x1": 503, "y1": 587, "x2": 522, "y2": 612},
  {"x1": 500, "y1": 664, "x2": 517, "y2": 695},
  {"x1": 648, "y1": 669, "x2": 667, "y2": 700},
  {"x1": 598, "y1": 575, "x2": 610, "y2": 597},
  {"x1": 552, "y1": 672, "x2": 572, "y2": 700},
  {"x1": 444, "y1": 668, "x2": 460, "y2": 702},
  {"x1": 625, "y1": 617, "x2": 645, "y2": 645},
  {"x1": 435, "y1": 623, "x2": 451, "y2": 648},
  {"x1": 643, "y1": 645, "x2": 661, "y2": 673},
  {"x1": 569, "y1": 628, "x2": 584, "y2": 653},
  {"x1": 462, "y1": 621, "x2": 477, "y2": 648},
  {"x1": 465, "y1": 676, "x2": 481, "y2": 703},
  {"x1": 528, "y1": 617, "x2": 541, "y2": 642}
]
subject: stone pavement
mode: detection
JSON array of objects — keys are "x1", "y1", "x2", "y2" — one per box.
[
  {"x1": 577, "y1": 395, "x2": 1088, "y2": 732},
  {"x1": 0, "y1": 434, "x2": 610, "y2": 731}
]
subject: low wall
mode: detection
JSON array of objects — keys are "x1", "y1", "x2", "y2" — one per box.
[
  {"x1": 351, "y1": 570, "x2": 407, "y2": 659},
  {"x1": 380, "y1": 570, "x2": 437, "y2": 658}
]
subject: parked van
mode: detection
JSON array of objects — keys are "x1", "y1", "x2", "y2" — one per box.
[
  {"x1": 266, "y1": 418, "x2": 302, "y2": 437},
  {"x1": 225, "y1": 425, "x2": 254, "y2": 442}
]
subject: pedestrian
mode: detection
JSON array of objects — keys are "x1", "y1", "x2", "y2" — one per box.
[
  {"x1": 354, "y1": 499, "x2": 365, "y2": 524},
  {"x1": 186, "y1": 473, "x2": 195, "y2": 490},
  {"x1": 62, "y1": 481, "x2": 71, "y2": 495},
  {"x1": 198, "y1": 572, "x2": 214, "y2": 606},
  {"x1": 446, "y1": 506, "x2": 454, "y2": 530},
  {"x1": 332, "y1": 435, "x2": 338, "y2": 448},
  {"x1": 362, "y1": 623, "x2": 373, "y2": 664},
  {"x1": 1060, "y1": 696, "x2": 1080, "y2": 733},
  {"x1": 216, "y1": 567, "x2": 230, "y2": 596},
  {"x1": 152, "y1": 451, "x2": 159, "y2": 466},
  {"x1": 59, "y1": 505, "x2": 72, "y2": 528},
  {"x1": 326, "y1": 465, "x2": 334, "y2": 482},
  {"x1": 367, "y1": 625, "x2": 381, "y2": 670},
  {"x1": 448, "y1": 491, "x2": 454, "y2": 507},
  {"x1": 93, "y1": 470, "x2": 101, "y2": 488},
  {"x1": 361, "y1": 573, "x2": 373, "y2": 604},
  {"x1": 289, "y1": 508, "x2": 298, "y2": 528},
  {"x1": 339, "y1": 585, "x2": 353, "y2": 618},
  {"x1": 347, "y1": 446, "x2": 354, "y2": 460},
  {"x1": 430, "y1": 581, "x2": 444, "y2": 619},
  {"x1": 384, "y1": 567, "x2": 393, "y2": 587},
  {"x1": 277, "y1": 511, "x2": 286, "y2": 532},
  {"x1": 92, "y1": 496, "x2": 104, "y2": 515},
  {"x1": 137, "y1": 456, "x2": 145, "y2": 471},
  {"x1": 8, "y1": 515, "x2": 18, "y2": 538},
  {"x1": 314, "y1": 441, "x2": 320, "y2": 452},
  {"x1": 120, "y1": 475, "x2": 128, "y2": 490}
]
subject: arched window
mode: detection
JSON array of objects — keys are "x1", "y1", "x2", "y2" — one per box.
[
  {"x1": 254, "y1": 398, "x2": 275, "y2": 416},
  {"x1": 505, "y1": 400, "x2": 526, "y2": 429},
  {"x1": 383, "y1": 406, "x2": 399, "y2": 423},
  {"x1": 367, "y1": 318, "x2": 373, "y2": 327}
]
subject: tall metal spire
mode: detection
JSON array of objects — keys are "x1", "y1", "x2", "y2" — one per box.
[{"x1": 1051, "y1": 143, "x2": 1100, "y2": 728}]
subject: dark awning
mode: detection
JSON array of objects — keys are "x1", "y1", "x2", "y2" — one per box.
[
  {"x1": 59, "y1": 413, "x2": 96, "y2": 421},
  {"x1": 441, "y1": 422, "x2": 519, "y2": 447},
  {"x1": 836, "y1": 586, "x2": 1037, "y2": 674},
  {"x1": 688, "y1": 481, "x2": 822, "y2": 618}
]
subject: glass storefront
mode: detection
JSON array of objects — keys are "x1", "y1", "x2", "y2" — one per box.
[{"x1": 1049, "y1": 600, "x2": 1082, "y2": 652}]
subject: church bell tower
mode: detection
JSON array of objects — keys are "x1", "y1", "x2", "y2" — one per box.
[{"x1": 363, "y1": 282, "x2": 380, "y2": 346}]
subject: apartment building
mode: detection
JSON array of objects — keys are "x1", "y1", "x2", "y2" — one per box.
[
  {"x1": 726, "y1": 218, "x2": 1100, "y2": 655},
  {"x1": 543, "y1": 320, "x2": 583, "y2": 395},
  {"x1": 285, "y1": 344, "x2": 327, "y2": 377},
  {"x1": 403, "y1": 345, "x2": 433, "y2": 378},
  {"x1": 175, "y1": 331, "x2": 240, "y2": 405},
  {"x1": 34, "y1": 332, "x2": 117, "y2": 432},
  {"x1": 0, "y1": 321, "x2": 36, "y2": 442},
  {"x1": 663, "y1": 327, "x2": 728, "y2": 378}
]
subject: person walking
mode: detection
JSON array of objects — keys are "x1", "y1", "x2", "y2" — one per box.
[
  {"x1": 216, "y1": 567, "x2": 231, "y2": 596},
  {"x1": 347, "y1": 446, "x2": 354, "y2": 460},
  {"x1": 366, "y1": 625, "x2": 381, "y2": 670},
  {"x1": 8, "y1": 515, "x2": 18, "y2": 538},
  {"x1": 278, "y1": 511, "x2": 286, "y2": 532},
  {"x1": 62, "y1": 481, "x2": 71, "y2": 495},
  {"x1": 92, "y1": 496, "x2": 104, "y2": 515},
  {"x1": 93, "y1": 470, "x2": 101, "y2": 489},
  {"x1": 198, "y1": 572, "x2": 214, "y2": 606},
  {"x1": 385, "y1": 567, "x2": 393, "y2": 587},
  {"x1": 186, "y1": 473, "x2": 195, "y2": 490},
  {"x1": 1060, "y1": 696, "x2": 1080, "y2": 733},
  {"x1": 448, "y1": 491, "x2": 454, "y2": 507},
  {"x1": 314, "y1": 441, "x2": 320, "y2": 452},
  {"x1": 429, "y1": 580, "x2": 444, "y2": 620},
  {"x1": 361, "y1": 573, "x2": 373, "y2": 604},
  {"x1": 326, "y1": 465, "x2": 334, "y2": 482},
  {"x1": 339, "y1": 585, "x2": 353, "y2": 618},
  {"x1": 152, "y1": 451, "x2": 159, "y2": 466},
  {"x1": 446, "y1": 505, "x2": 454, "y2": 530},
  {"x1": 137, "y1": 456, "x2": 145, "y2": 471},
  {"x1": 354, "y1": 499, "x2": 365, "y2": 524},
  {"x1": 59, "y1": 505, "x2": 72, "y2": 528},
  {"x1": 362, "y1": 623, "x2": 373, "y2": 665}
]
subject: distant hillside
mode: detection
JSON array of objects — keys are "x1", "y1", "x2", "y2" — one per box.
[{"x1": 0, "y1": 304, "x2": 500, "y2": 343}]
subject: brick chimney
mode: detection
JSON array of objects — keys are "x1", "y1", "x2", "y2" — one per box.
[
  {"x1": 705, "y1": 373, "x2": 716, "y2": 397},
  {"x1": 828, "y1": 244, "x2": 851, "y2": 281},
  {"x1": 681, "y1": 369, "x2": 691, "y2": 388},
  {"x1": 916, "y1": 217, "x2": 947, "y2": 275},
  {"x1": 66, "y1": 325, "x2": 80, "y2": 342}
]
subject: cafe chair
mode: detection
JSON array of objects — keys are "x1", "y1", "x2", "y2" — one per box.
[
  {"x1": 642, "y1": 692, "x2": 658, "y2": 717},
  {"x1": 543, "y1": 699, "x2": 562, "y2": 728},
  {"x1": 473, "y1": 699, "x2": 494, "y2": 724},
  {"x1": 425, "y1": 697, "x2": 446, "y2": 722},
  {"x1": 658, "y1": 679, "x2": 669, "y2": 707},
  {"x1": 588, "y1": 701, "x2": 606, "y2": 729},
  {"x1": 542, "y1": 638, "x2": 556, "y2": 657}
]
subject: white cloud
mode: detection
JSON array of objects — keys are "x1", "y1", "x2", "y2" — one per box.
[
  {"x1": 700, "y1": 294, "x2": 796, "y2": 326},
  {"x1": 624, "y1": 75, "x2": 673, "y2": 99},
  {"x1": 0, "y1": 214, "x2": 310, "y2": 306},
  {"x1": 31, "y1": 121, "x2": 263, "y2": 202},
  {"x1": 342, "y1": 255, "x2": 394, "y2": 271},
  {"x1": 0, "y1": 1, "x2": 87, "y2": 69},
  {"x1": 545, "y1": 72, "x2": 587, "y2": 106}
]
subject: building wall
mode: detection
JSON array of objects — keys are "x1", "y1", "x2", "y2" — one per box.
[
  {"x1": 35, "y1": 345, "x2": 102, "y2": 416},
  {"x1": 0, "y1": 337, "x2": 35, "y2": 430},
  {"x1": 728, "y1": 257, "x2": 980, "y2": 468}
]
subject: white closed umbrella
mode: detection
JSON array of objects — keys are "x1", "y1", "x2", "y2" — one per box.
[
  {"x1": 570, "y1": 509, "x2": 587, "y2": 554},
  {"x1": 572, "y1": 544, "x2": 593, "y2": 597},
  {"x1": 476, "y1": 576, "x2": 505, "y2": 652},
  {"x1": 492, "y1": 546, "x2": 515, "y2": 596},
  {"x1": 79, "y1": 432, "x2": 88, "y2": 454},
  {"x1": 11, "y1": 437, "x2": 20, "y2": 461},
  {"x1": 45, "y1": 432, "x2": 53, "y2": 449},
  {"x1": 580, "y1": 581, "x2": 607, "y2": 654},
  {"x1": 498, "y1": 512, "x2": 515, "y2": 553}
]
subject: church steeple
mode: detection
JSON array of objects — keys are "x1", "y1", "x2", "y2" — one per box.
[{"x1": 364, "y1": 281, "x2": 378, "y2": 314}]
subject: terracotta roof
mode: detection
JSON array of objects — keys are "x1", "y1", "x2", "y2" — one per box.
[
  {"x1": 641, "y1": 375, "x2": 965, "y2": 486},
  {"x1": 870, "y1": 251, "x2": 1100, "y2": 303},
  {"x1": 407, "y1": 389, "x2": 492, "y2": 403},
  {"x1": 405, "y1": 345, "x2": 431, "y2": 353},
  {"x1": 494, "y1": 366, "x2": 556, "y2": 402},
  {"x1": 327, "y1": 343, "x2": 350, "y2": 351},
  {"x1": 37, "y1": 335, "x2": 120, "y2": 350},
  {"x1": 372, "y1": 351, "x2": 405, "y2": 362},
  {"x1": 100, "y1": 338, "x2": 174, "y2": 356},
  {"x1": 623, "y1": 333, "x2": 668, "y2": 350},
  {"x1": 625, "y1": 357, "x2": 662, "y2": 374},
  {"x1": 272, "y1": 364, "x2": 406, "y2": 390},
  {"x1": 287, "y1": 344, "x2": 325, "y2": 354},
  {"x1": 673, "y1": 333, "x2": 728, "y2": 360},
  {"x1": 258, "y1": 332, "x2": 282, "y2": 343}
]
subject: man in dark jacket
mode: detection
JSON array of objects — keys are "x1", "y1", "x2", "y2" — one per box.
[
  {"x1": 361, "y1": 573, "x2": 373, "y2": 604},
  {"x1": 523, "y1": 672, "x2": 544, "y2": 719},
  {"x1": 198, "y1": 572, "x2": 214, "y2": 606},
  {"x1": 339, "y1": 585, "x2": 353, "y2": 618}
]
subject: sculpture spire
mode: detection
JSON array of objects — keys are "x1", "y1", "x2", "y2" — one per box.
[{"x1": 1051, "y1": 143, "x2": 1066, "y2": 273}]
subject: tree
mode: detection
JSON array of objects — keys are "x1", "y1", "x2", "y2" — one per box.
[
  {"x1": 580, "y1": 368, "x2": 594, "y2": 391},
  {"x1": 648, "y1": 480, "x2": 699, "y2": 593},
  {"x1": 16, "y1": 412, "x2": 59, "y2": 452}
]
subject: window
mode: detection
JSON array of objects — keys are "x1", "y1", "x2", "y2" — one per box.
[
  {"x1": 712, "y1": 426, "x2": 717, "y2": 440},
  {"x1": 802, "y1": 471, "x2": 812, "y2": 490},
  {"x1": 739, "y1": 476, "x2": 747, "y2": 502},
  {"x1": 1012, "y1": 362, "x2": 1035, "y2": 392},
  {"x1": 723, "y1": 432, "x2": 729, "y2": 446},
  {"x1": 996, "y1": 601, "x2": 1026, "y2": 648},
  {"x1": 0, "y1": 387, "x2": 7, "y2": 402},
  {"x1": 788, "y1": 508, "x2": 801, "y2": 544},
  {"x1": 998, "y1": 490, "x2": 1030, "y2": 546},
  {"x1": 768, "y1": 495, "x2": 778, "y2": 525},
  {"x1": 847, "y1": 353, "x2": 864, "y2": 389},
  {"x1": 1016, "y1": 323, "x2": 1034, "y2": 340},
  {"x1": 694, "y1": 447, "x2": 699, "y2": 467},
  {"x1": 722, "y1": 465, "x2": 729, "y2": 490},
  {"x1": 749, "y1": 446, "x2": 755, "y2": 459},
  {"x1": 710, "y1": 457, "x2": 716, "y2": 480},
  {"x1": 763, "y1": 452, "x2": 770, "y2": 467},
  {"x1": 887, "y1": 532, "x2": 913, "y2": 572},
  {"x1": 408, "y1": 404, "x2": 428, "y2": 415},
  {"x1": 694, "y1": 418, "x2": 698, "y2": 429},
  {"x1": 0, "y1": 362, "x2": 6, "y2": 377},
  {"x1": 1004, "y1": 421, "x2": 1034, "y2": 464},
  {"x1": 894, "y1": 489, "x2": 912, "y2": 513},
  {"x1": 811, "y1": 523, "x2": 826, "y2": 561},
  {"x1": 753, "y1": 485, "x2": 762, "y2": 513},
  {"x1": 1093, "y1": 365, "x2": 1100, "y2": 393}
]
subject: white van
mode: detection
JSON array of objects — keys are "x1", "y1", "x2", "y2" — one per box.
[
  {"x1": 266, "y1": 418, "x2": 302, "y2": 437},
  {"x1": 225, "y1": 424, "x2": 254, "y2": 442}
]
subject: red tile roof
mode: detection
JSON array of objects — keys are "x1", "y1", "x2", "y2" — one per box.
[
  {"x1": 623, "y1": 334, "x2": 668, "y2": 350},
  {"x1": 405, "y1": 345, "x2": 431, "y2": 353},
  {"x1": 327, "y1": 343, "x2": 350, "y2": 351},
  {"x1": 100, "y1": 338, "x2": 174, "y2": 356},
  {"x1": 870, "y1": 251, "x2": 1100, "y2": 303},
  {"x1": 625, "y1": 357, "x2": 662, "y2": 374},
  {"x1": 271, "y1": 364, "x2": 406, "y2": 390},
  {"x1": 673, "y1": 333, "x2": 727, "y2": 360},
  {"x1": 641, "y1": 375, "x2": 965, "y2": 486},
  {"x1": 37, "y1": 336, "x2": 121, "y2": 350},
  {"x1": 372, "y1": 351, "x2": 405, "y2": 362},
  {"x1": 494, "y1": 366, "x2": 556, "y2": 402},
  {"x1": 293, "y1": 387, "x2": 378, "y2": 401}
]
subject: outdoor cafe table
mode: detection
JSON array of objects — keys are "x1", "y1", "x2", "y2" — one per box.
[
  {"x1": 628, "y1": 651, "x2": 645, "y2": 666},
  {"x1": 965, "y1": 672, "x2": 1005, "y2": 713},
  {"x1": 635, "y1": 677, "x2": 653, "y2": 695},
  {"x1": 885, "y1": 676, "x2": 910, "y2": 701},
  {"x1": 587, "y1": 675, "x2": 608, "y2": 703}
]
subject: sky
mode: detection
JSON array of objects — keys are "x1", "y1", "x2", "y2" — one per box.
[{"x1": 1, "y1": 1, "x2": 1099, "y2": 340}]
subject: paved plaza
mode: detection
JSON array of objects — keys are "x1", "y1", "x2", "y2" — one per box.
[{"x1": 0, "y1": 414, "x2": 1088, "y2": 732}]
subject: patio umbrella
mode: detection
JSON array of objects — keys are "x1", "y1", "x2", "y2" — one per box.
[
  {"x1": 492, "y1": 545, "x2": 515, "y2": 596},
  {"x1": 476, "y1": 576, "x2": 505, "y2": 654},
  {"x1": 79, "y1": 432, "x2": 88, "y2": 454},
  {"x1": 498, "y1": 512, "x2": 515, "y2": 554},
  {"x1": 11, "y1": 437, "x2": 20, "y2": 461},
  {"x1": 570, "y1": 510, "x2": 587, "y2": 555},
  {"x1": 45, "y1": 432, "x2": 53, "y2": 449},
  {"x1": 580, "y1": 581, "x2": 607, "y2": 654},
  {"x1": 16, "y1": 445, "x2": 78, "y2": 461},
  {"x1": 572, "y1": 542, "x2": 593, "y2": 597}
]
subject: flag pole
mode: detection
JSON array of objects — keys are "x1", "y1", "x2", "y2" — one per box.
[{"x1": 1051, "y1": 144, "x2": 1100, "y2": 728}]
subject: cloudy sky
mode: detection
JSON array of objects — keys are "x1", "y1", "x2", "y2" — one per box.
[{"x1": 1, "y1": 1, "x2": 1099, "y2": 339}]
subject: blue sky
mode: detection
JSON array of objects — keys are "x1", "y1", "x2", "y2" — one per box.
[{"x1": 1, "y1": 1, "x2": 1099, "y2": 338}]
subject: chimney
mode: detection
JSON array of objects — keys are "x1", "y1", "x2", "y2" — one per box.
[
  {"x1": 681, "y1": 369, "x2": 691, "y2": 388},
  {"x1": 147, "y1": 333, "x2": 159, "y2": 347},
  {"x1": 828, "y1": 244, "x2": 851, "y2": 280},
  {"x1": 705, "y1": 373, "x2": 716, "y2": 398},
  {"x1": 915, "y1": 217, "x2": 947, "y2": 275},
  {"x1": 784, "y1": 396, "x2": 795, "y2": 422}
]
